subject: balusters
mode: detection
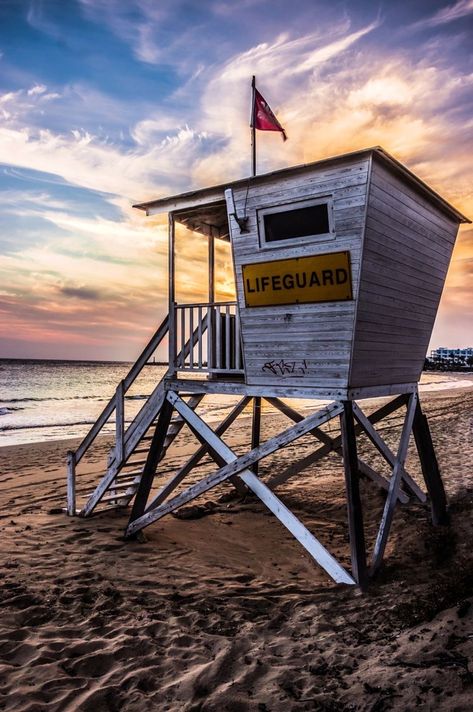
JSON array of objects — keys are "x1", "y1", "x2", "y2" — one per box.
[
  {"x1": 225, "y1": 305, "x2": 231, "y2": 370},
  {"x1": 175, "y1": 302, "x2": 241, "y2": 373},
  {"x1": 215, "y1": 305, "x2": 222, "y2": 370},
  {"x1": 198, "y1": 306, "x2": 203, "y2": 369},
  {"x1": 180, "y1": 307, "x2": 186, "y2": 368},
  {"x1": 189, "y1": 307, "x2": 194, "y2": 369}
]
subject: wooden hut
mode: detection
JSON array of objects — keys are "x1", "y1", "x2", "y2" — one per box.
[{"x1": 67, "y1": 147, "x2": 469, "y2": 587}]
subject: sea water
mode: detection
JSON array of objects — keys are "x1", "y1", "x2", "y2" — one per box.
[
  {"x1": 0, "y1": 359, "x2": 167, "y2": 447},
  {"x1": 0, "y1": 359, "x2": 472, "y2": 448}
]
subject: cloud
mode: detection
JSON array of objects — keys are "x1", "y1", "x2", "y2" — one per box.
[
  {"x1": 59, "y1": 285, "x2": 103, "y2": 300},
  {"x1": 1, "y1": 4, "x2": 472, "y2": 358},
  {"x1": 413, "y1": 0, "x2": 473, "y2": 28}
]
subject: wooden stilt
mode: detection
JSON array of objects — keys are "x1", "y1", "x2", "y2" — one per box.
[
  {"x1": 251, "y1": 397, "x2": 262, "y2": 475},
  {"x1": 340, "y1": 401, "x2": 368, "y2": 587},
  {"x1": 128, "y1": 398, "x2": 174, "y2": 526},
  {"x1": 66, "y1": 450, "x2": 76, "y2": 516},
  {"x1": 413, "y1": 400, "x2": 448, "y2": 525},
  {"x1": 371, "y1": 392, "x2": 418, "y2": 574}
]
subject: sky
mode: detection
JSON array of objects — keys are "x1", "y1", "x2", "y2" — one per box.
[{"x1": 0, "y1": 0, "x2": 472, "y2": 361}]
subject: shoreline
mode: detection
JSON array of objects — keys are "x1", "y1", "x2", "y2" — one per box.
[{"x1": 2, "y1": 373, "x2": 473, "y2": 452}]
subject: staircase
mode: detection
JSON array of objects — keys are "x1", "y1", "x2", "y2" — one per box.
[
  {"x1": 78, "y1": 394, "x2": 203, "y2": 515},
  {"x1": 67, "y1": 302, "x2": 244, "y2": 518}
]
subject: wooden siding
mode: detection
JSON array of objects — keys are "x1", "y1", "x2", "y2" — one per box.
[
  {"x1": 228, "y1": 156, "x2": 371, "y2": 391},
  {"x1": 349, "y1": 156, "x2": 459, "y2": 388}
]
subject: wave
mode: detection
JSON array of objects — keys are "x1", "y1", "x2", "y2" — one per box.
[
  {"x1": 0, "y1": 419, "x2": 135, "y2": 433},
  {"x1": 1, "y1": 394, "x2": 150, "y2": 405}
]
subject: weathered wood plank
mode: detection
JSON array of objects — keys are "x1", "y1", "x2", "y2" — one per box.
[
  {"x1": 145, "y1": 396, "x2": 251, "y2": 512},
  {"x1": 371, "y1": 392, "x2": 418, "y2": 573},
  {"x1": 352, "y1": 401, "x2": 426, "y2": 502},
  {"x1": 340, "y1": 402, "x2": 367, "y2": 587},
  {"x1": 128, "y1": 398, "x2": 174, "y2": 525},
  {"x1": 66, "y1": 451, "x2": 76, "y2": 516},
  {"x1": 412, "y1": 400, "x2": 448, "y2": 525}
]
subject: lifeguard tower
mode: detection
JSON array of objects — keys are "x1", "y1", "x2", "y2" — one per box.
[{"x1": 67, "y1": 147, "x2": 469, "y2": 587}]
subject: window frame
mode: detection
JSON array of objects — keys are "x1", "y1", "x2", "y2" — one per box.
[{"x1": 257, "y1": 195, "x2": 335, "y2": 250}]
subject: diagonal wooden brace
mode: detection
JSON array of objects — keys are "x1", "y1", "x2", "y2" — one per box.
[
  {"x1": 145, "y1": 396, "x2": 251, "y2": 513},
  {"x1": 126, "y1": 394, "x2": 355, "y2": 585},
  {"x1": 371, "y1": 392, "x2": 418, "y2": 574},
  {"x1": 352, "y1": 401, "x2": 426, "y2": 503},
  {"x1": 269, "y1": 394, "x2": 409, "y2": 488},
  {"x1": 266, "y1": 397, "x2": 409, "y2": 503}
]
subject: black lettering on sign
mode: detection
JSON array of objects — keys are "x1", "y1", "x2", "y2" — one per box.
[
  {"x1": 295, "y1": 273, "x2": 307, "y2": 288},
  {"x1": 322, "y1": 269, "x2": 334, "y2": 285},
  {"x1": 242, "y1": 251, "x2": 353, "y2": 307},
  {"x1": 336, "y1": 268, "x2": 347, "y2": 284},
  {"x1": 282, "y1": 274, "x2": 294, "y2": 289}
]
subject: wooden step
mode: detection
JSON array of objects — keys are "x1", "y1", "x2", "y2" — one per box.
[
  {"x1": 111, "y1": 478, "x2": 139, "y2": 488},
  {"x1": 99, "y1": 491, "x2": 137, "y2": 504}
]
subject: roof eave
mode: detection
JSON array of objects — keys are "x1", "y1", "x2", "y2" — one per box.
[{"x1": 132, "y1": 146, "x2": 471, "y2": 224}]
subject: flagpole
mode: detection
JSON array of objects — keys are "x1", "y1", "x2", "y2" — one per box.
[{"x1": 251, "y1": 75, "x2": 256, "y2": 177}]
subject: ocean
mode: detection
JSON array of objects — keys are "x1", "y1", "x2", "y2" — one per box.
[{"x1": 1, "y1": 359, "x2": 472, "y2": 448}]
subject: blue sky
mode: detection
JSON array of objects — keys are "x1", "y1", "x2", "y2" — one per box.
[{"x1": 0, "y1": 0, "x2": 472, "y2": 359}]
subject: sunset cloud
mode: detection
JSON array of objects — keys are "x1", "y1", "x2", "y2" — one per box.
[{"x1": 0, "y1": 0, "x2": 471, "y2": 358}]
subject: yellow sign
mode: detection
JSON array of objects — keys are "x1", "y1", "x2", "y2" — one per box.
[{"x1": 242, "y1": 251, "x2": 353, "y2": 307}]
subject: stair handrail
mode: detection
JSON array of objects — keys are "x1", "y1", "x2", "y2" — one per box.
[
  {"x1": 74, "y1": 314, "x2": 170, "y2": 465},
  {"x1": 115, "y1": 313, "x2": 210, "y2": 461}
]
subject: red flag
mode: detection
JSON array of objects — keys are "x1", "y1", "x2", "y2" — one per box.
[{"x1": 251, "y1": 87, "x2": 287, "y2": 141}]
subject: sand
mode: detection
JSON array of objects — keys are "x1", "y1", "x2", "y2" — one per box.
[{"x1": 0, "y1": 386, "x2": 472, "y2": 711}]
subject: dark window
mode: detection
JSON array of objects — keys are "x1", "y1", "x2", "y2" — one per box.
[{"x1": 263, "y1": 203, "x2": 330, "y2": 243}]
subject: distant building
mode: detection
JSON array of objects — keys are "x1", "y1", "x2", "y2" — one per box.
[{"x1": 430, "y1": 347, "x2": 473, "y2": 361}]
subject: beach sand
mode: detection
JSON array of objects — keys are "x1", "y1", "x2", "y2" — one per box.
[{"x1": 0, "y1": 386, "x2": 472, "y2": 711}]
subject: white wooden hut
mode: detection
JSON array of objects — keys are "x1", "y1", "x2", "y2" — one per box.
[{"x1": 67, "y1": 147, "x2": 469, "y2": 587}]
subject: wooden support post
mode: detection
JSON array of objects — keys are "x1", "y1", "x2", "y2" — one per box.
[
  {"x1": 413, "y1": 400, "x2": 448, "y2": 525},
  {"x1": 168, "y1": 213, "x2": 177, "y2": 375},
  {"x1": 115, "y1": 380, "x2": 125, "y2": 464},
  {"x1": 128, "y1": 397, "x2": 174, "y2": 526},
  {"x1": 371, "y1": 392, "x2": 418, "y2": 574},
  {"x1": 340, "y1": 402, "x2": 368, "y2": 588},
  {"x1": 66, "y1": 450, "x2": 76, "y2": 516},
  {"x1": 251, "y1": 397, "x2": 261, "y2": 476}
]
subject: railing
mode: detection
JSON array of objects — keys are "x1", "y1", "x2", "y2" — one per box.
[
  {"x1": 67, "y1": 315, "x2": 170, "y2": 514},
  {"x1": 174, "y1": 301, "x2": 243, "y2": 374}
]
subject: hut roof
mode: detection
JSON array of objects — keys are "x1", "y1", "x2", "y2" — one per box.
[{"x1": 133, "y1": 147, "x2": 470, "y2": 226}]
